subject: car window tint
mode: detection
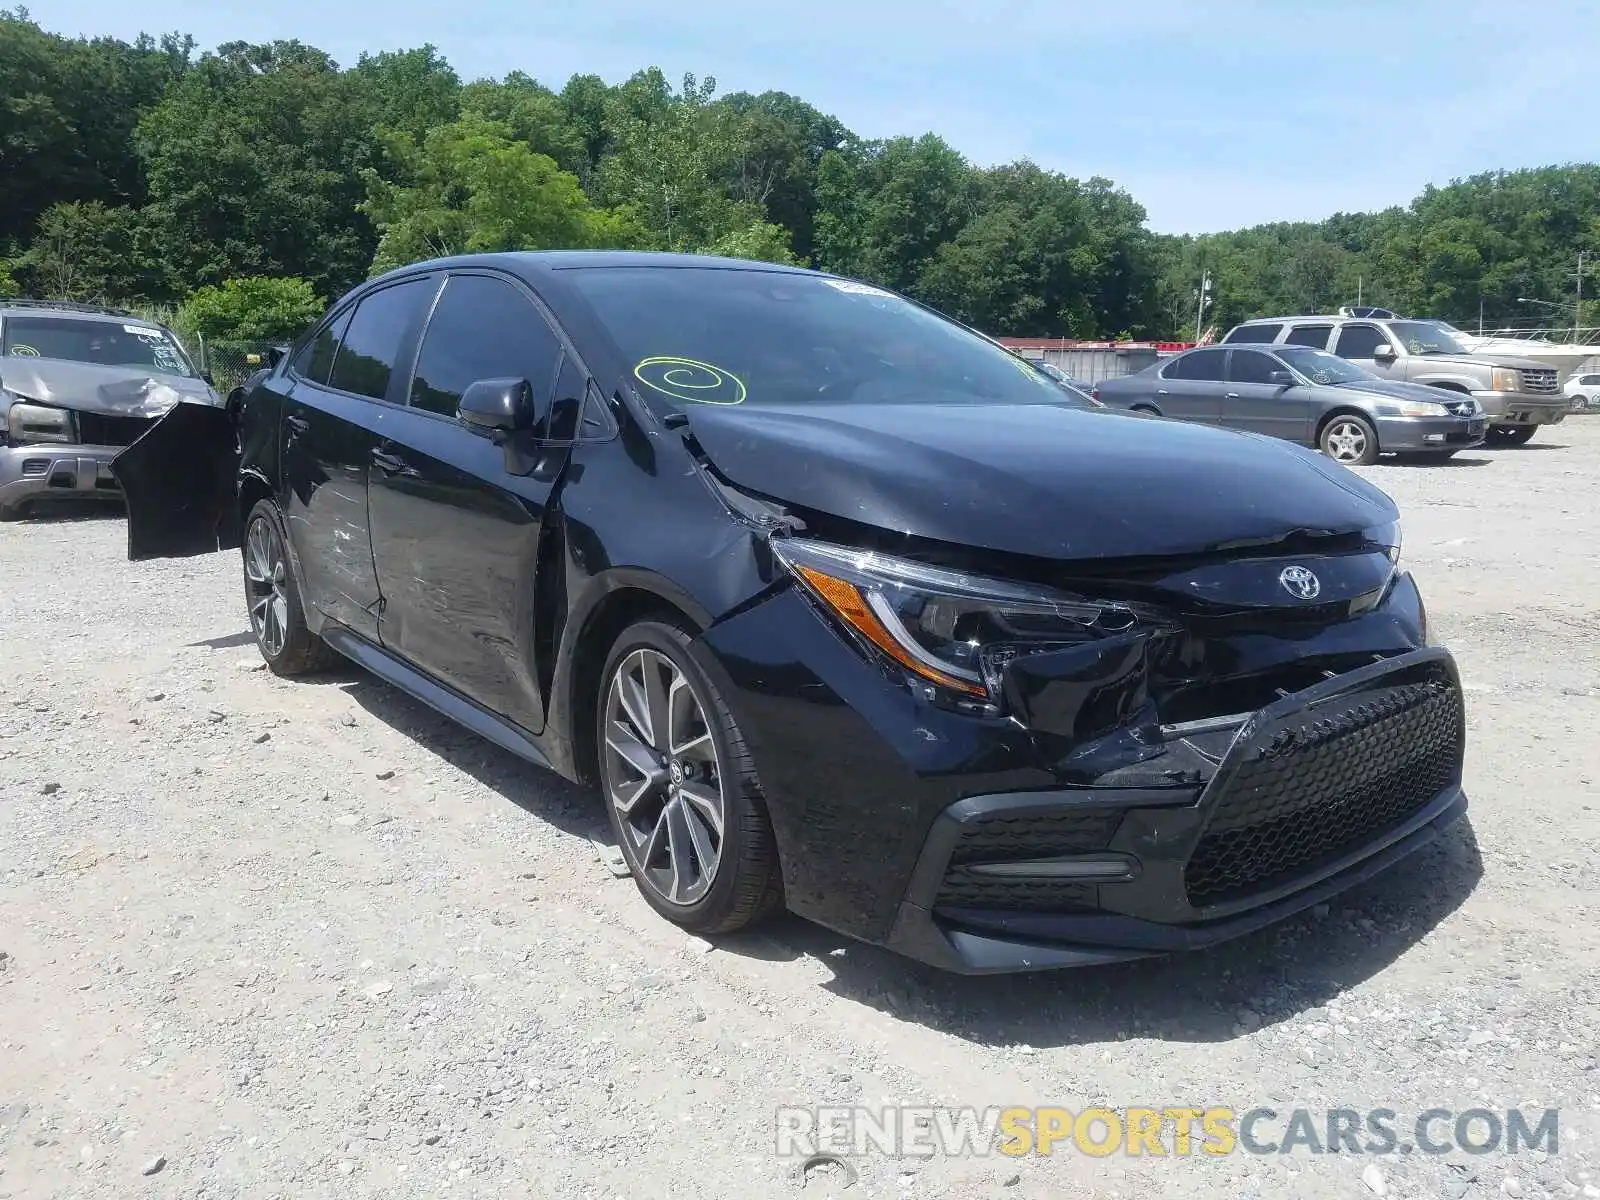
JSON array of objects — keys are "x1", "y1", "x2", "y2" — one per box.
[
  {"x1": 1176, "y1": 348, "x2": 1226, "y2": 381},
  {"x1": 327, "y1": 278, "x2": 433, "y2": 400},
  {"x1": 409, "y1": 275, "x2": 562, "y2": 417},
  {"x1": 1224, "y1": 324, "x2": 1282, "y2": 344},
  {"x1": 1283, "y1": 324, "x2": 1333, "y2": 349},
  {"x1": 1228, "y1": 349, "x2": 1280, "y2": 384},
  {"x1": 1582, "y1": 374, "x2": 1600, "y2": 386},
  {"x1": 1333, "y1": 324, "x2": 1389, "y2": 359},
  {"x1": 294, "y1": 308, "x2": 352, "y2": 385}
]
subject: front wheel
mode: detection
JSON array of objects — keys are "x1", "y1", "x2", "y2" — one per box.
[
  {"x1": 1487, "y1": 425, "x2": 1537, "y2": 446},
  {"x1": 1319, "y1": 414, "x2": 1380, "y2": 465},
  {"x1": 242, "y1": 500, "x2": 338, "y2": 676},
  {"x1": 597, "y1": 619, "x2": 782, "y2": 935}
]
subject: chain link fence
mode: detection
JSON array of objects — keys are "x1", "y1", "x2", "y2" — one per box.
[{"x1": 194, "y1": 337, "x2": 279, "y2": 394}]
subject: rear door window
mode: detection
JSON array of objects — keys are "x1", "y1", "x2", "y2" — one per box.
[
  {"x1": 1170, "y1": 348, "x2": 1227, "y2": 381},
  {"x1": 1283, "y1": 324, "x2": 1333, "y2": 349},
  {"x1": 327, "y1": 278, "x2": 435, "y2": 401},
  {"x1": 293, "y1": 309, "x2": 353, "y2": 385}
]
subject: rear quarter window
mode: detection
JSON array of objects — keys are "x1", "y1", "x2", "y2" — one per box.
[{"x1": 1224, "y1": 324, "x2": 1283, "y2": 344}]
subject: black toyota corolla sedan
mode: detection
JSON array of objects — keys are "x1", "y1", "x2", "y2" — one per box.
[{"x1": 114, "y1": 252, "x2": 1468, "y2": 974}]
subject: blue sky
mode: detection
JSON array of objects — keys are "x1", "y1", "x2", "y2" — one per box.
[{"x1": 40, "y1": 0, "x2": 1600, "y2": 234}]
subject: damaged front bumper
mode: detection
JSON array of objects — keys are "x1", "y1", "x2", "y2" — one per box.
[
  {"x1": 0, "y1": 443, "x2": 125, "y2": 515},
  {"x1": 699, "y1": 572, "x2": 1466, "y2": 973},
  {"x1": 883, "y1": 647, "x2": 1465, "y2": 972}
]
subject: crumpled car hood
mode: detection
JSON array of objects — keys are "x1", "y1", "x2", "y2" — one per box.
[
  {"x1": 0, "y1": 357, "x2": 220, "y2": 417},
  {"x1": 683, "y1": 400, "x2": 1398, "y2": 562}
]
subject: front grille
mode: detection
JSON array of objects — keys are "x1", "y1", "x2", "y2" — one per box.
[
  {"x1": 1521, "y1": 368, "x2": 1559, "y2": 395},
  {"x1": 75, "y1": 412, "x2": 157, "y2": 447},
  {"x1": 935, "y1": 809, "x2": 1120, "y2": 912},
  {"x1": 1183, "y1": 667, "x2": 1463, "y2": 907}
]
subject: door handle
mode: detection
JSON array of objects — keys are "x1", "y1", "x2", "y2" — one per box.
[
  {"x1": 370, "y1": 449, "x2": 405, "y2": 474},
  {"x1": 1157, "y1": 388, "x2": 1169, "y2": 395},
  {"x1": 284, "y1": 415, "x2": 310, "y2": 435},
  {"x1": 1225, "y1": 392, "x2": 1240, "y2": 399}
]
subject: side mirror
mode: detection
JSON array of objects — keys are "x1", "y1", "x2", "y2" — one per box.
[
  {"x1": 1372, "y1": 343, "x2": 1398, "y2": 363},
  {"x1": 264, "y1": 344, "x2": 290, "y2": 370},
  {"x1": 1267, "y1": 370, "x2": 1294, "y2": 386},
  {"x1": 459, "y1": 377, "x2": 538, "y2": 434},
  {"x1": 201, "y1": 370, "x2": 215, "y2": 385}
]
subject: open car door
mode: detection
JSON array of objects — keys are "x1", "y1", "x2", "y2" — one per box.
[{"x1": 112, "y1": 400, "x2": 241, "y2": 561}]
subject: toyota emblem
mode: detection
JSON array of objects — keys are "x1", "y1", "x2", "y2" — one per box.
[{"x1": 1278, "y1": 565, "x2": 1321, "y2": 600}]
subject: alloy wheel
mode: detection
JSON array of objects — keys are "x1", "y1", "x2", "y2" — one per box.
[
  {"x1": 602, "y1": 647, "x2": 726, "y2": 907},
  {"x1": 244, "y1": 517, "x2": 289, "y2": 658},
  {"x1": 1324, "y1": 420, "x2": 1369, "y2": 463}
]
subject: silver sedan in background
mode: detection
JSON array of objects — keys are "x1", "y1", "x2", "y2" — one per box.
[{"x1": 1093, "y1": 343, "x2": 1489, "y2": 464}]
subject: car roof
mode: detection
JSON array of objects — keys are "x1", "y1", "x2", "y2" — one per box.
[
  {"x1": 1235, "y1": 315, "x2": 1353, "y2": 325},
  {"x1": 0, "y1": 303, "x2": 165, "y2": 327},
  {"x1": 367, "y1": 250, "x2": 825, "y2": 290}
]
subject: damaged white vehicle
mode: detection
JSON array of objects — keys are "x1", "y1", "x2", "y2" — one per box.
[{"x1": 0, "y1": 301, "x2": 223, "y2": 520}]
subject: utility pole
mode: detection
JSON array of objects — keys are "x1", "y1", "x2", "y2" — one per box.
[
  {"x1": 1193, "y1": 270, "x2": 1212, "y2": 344},
  {"x1": 1577, "y1": 250, "x2": 1588, "y2": 343}
]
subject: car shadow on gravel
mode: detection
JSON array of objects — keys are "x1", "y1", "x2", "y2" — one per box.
[
  {"x1": 733, "y1": 820, "x2": 1483, "y2": 1048},
  {"x1": 310, "y1": 666, "x2": 603, "y2": 841}
]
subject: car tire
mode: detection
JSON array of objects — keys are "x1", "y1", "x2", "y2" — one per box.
[
  {"x1": 1129, "y1": 404, "x2": 1160, "y2": 418},
  {"x1": 242, "y1": 499, "x2": 338, "y2": 677},
  {"x1": 597, "y1": 618, "x2": 783, "y2": 936},
  {"x1": 1318, "y1": 414, "x2": 1380, "y2": 465},
  {"x1": 1487, "y1": 425, "x2": 1537, "y2": 446}
]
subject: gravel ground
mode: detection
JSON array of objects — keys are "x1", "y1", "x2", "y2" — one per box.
[{"x1": 3, "y1": 420, "x2": 1599, "y2": 1200}]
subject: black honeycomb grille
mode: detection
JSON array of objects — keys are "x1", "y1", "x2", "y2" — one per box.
[
  {"x1": 1184, "y1": 669, "x2": 1463, "y2": 907},
  {"x1": 935, "y1": 809, "x2": 1120, "y2": 912}
]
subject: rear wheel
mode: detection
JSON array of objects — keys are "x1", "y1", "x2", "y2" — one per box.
[
  {"x1": 597, "y1": 619, "x2": 782, "y2": 935},
  {"x1": 242, "y1": 500, "x2": 338, "y2": 676},
  {"x1": 1129, "y1": 404, "x2": 1160, "y2": 417},
  {"x1": 1319, "y1": 414, "x2": 1379, "y2": 465},
  {"x1": 1487, "y1": 425, "x2": 1537, "y2": 446}
]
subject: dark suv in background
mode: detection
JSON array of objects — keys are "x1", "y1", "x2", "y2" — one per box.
[
  {"x1": 0, "y1": 301, "x2": 219, "y2": 519},
  {"x1": 114, "y1": 252, "x2": 1468, "y2": 974}
]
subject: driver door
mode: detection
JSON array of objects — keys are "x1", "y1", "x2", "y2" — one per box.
[
  {"x1": 1220, "y1": 348, "x2": 1314, "y2": 444},
  {"x1": 1332, "y1": 323, "x2": 1398, "y2": 378}
]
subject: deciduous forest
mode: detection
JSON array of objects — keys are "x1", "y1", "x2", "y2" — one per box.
[{"x1": 5, "y1": 10, "x2": 1599, "y2": 339}]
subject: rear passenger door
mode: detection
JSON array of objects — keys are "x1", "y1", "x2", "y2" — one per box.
[
  {"x1": 281, "y1": 275, "x2": 438, "y2": 641},
  {"x1": 1220, "y1": 348, "x2": 1314, "y2": 444},
  {"x1": 1156, "y1": 348, "x2": 1228, "y2": 423},
  {"x1": 366, "y1": 271, "x2": 575, "y2": 734}
]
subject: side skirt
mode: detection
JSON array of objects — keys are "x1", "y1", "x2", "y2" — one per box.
[{"x1": 320, "y1": 625, "x2": 555, "y2": 772}]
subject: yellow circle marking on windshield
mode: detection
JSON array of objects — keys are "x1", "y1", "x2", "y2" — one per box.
[
  {"x1": 9, "y1": 345, "x2": 39, "y2": 356},
  {"x1": 634, "y1": 357, "x2": 747, "y2": 405}
]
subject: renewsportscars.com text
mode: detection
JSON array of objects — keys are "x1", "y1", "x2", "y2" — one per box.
[{"x1": 774, "y1": 1105, "x2": 1560, "y2": 1159}]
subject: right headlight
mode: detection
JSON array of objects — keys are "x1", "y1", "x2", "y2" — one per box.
[
  {"x1": 771, "y1": 537, "x2": 1168, "y2": 712},
  {"x1": 7, "y1": 401, "x2": 75, "y2": 445}
]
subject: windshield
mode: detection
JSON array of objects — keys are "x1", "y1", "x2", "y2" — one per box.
[
  {"x1": 1, "y1": 315, "x2": 198, "y2": 378},
  {"x1": 1389, "y1": 320, "x2": 1468, "y2": 356},
  {"x1": 563, "y1": 268, "x2": 1068, "y2": 410},
  {"x1": 1276, "y1": 347, "x2": 1379, "y2": 385}
]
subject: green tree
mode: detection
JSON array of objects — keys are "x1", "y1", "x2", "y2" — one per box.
[
  {"x1": 351, "y1": 45, "x2": 460, "y2": 140},
  {"x1": 361, "y1": 113, "x2": 644, "y2": 274},
  {"x1": 460, "y1": 71, "x2": 586, "y2": 178},
  {"x1": 598, "y1": 70, "x2": 750, "y2": 251},
  {"x1": 134, "y1": 40, "x2": 379, "y2": 300},
  {"x1": 813, "y1": 134, "x2": 976, "y2": 294},
  {"x1": 700, "y1": 219, "x2": 799, "y2": 265},
  {"x1": 178, "y1": 276, "x2": 325, "y2": 340},
  {"x1": 11, "y1": 200, "x2": 159, "y2": 301}
]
